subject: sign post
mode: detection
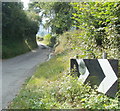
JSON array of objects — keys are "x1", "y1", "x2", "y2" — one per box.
[{"x1": 70, "y1": 59, "x2": 118, "y2": 97}]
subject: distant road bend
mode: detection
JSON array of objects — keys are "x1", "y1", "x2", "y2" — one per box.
[{"x1": 2, "y1": 42, "x2": 51, "y2": 109}]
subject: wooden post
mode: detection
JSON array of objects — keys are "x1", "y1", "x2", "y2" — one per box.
[{"x1": 102, "y1": 52, "x2": 107, "y2": 59}]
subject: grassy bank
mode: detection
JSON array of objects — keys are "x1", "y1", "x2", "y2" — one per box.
[
  {"x1": 2, "y1": 38, "x2": 38, "y2": 59},
  {"x1": 9, "y1": 30, "x2": 119, "y2": 109},
  {"x1": 2, "y1": 2, "x2": 39, "y2": 59}
]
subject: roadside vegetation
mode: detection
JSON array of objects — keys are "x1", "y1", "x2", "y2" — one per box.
[
  {"x1": 38, "y1": 34, "x2": 57, "y2": 48},
  {"x1": 8, "y1": 1, "x2": 120, "y2": 110},
  {"x1": 2, "y1": 2, "x2": 39, "y2": 59},
  {"x1": 9, "y1": 29, "x2": 119, "y2": 109}
]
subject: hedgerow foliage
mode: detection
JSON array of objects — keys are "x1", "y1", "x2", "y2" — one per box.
[
  {"x1": 2, "y1": 2, "x2": 39, "y2": 58},
  {"x1": 9, "y1": 74, "x2": 119, "y2": 109},
  {"x1": 71, "y1": 2, "x2": 120, "y2": 59}
]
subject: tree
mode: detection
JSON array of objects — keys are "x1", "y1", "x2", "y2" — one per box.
[
  {"x1": 2, "y1": 2, "x2": 39, "y2": 58},
  {"x1": 29, "y1": 2, "x2": 74, "y2": 35}
]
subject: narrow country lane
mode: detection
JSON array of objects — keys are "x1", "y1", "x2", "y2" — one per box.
[{"x1": 2, "y1": 43, "x2": 51, "y2": 109}]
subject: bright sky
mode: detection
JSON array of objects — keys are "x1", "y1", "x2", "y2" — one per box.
[{"x1": 21, "y1": 0, "x2": 30, "y2": 9}]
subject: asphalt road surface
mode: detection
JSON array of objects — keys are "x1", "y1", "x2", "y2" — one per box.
[{"x1": 2, "y1": 42, "x2": 51, "y2": 109}]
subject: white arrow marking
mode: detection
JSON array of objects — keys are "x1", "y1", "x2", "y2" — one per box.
[
  {"x1": 98, "y1": 59, "x2": 118, "y2": 94},
  {"x1": 76, "y1": 59, "x2": 90, "y2": 83}
]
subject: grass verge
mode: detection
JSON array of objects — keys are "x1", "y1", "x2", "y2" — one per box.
[
  {"x1": 9, "y1": 50, "x2": 119, "y2": 109},
  {"x1": 9, "y1": 30, "x2": 119, "y2": 109}
]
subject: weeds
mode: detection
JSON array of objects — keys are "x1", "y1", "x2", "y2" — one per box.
[
  {"x1": 9, "y1": 74, "x2": 119, "y2": 109},
  {"x1": 9, "y1": 29, "x2": 119, "y2": 109}
]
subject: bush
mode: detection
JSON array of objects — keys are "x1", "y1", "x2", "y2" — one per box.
[
  {"x1": 9, "y1": 74, "x2": 119, "y2": 109},
  {"x1": 44, "y1": 34, "x2": 57, "y2": 47},
  {"x1": 36, "y1": 35, "x2": 44, "y2": 41},
  {"x1": 2, "y1": 2, "x2": 39, "y2": 59}
]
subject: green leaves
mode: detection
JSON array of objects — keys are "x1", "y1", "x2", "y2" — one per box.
[
  {"x1": 29, "y1": 2, "x2": 74, "y2": 35},
  {"x1": 2, "y1": 2, "x2": 39, "y2": 58},
  {"x1": 72, "y1": 2, "x2": 120, "y2": 58},
  {"x1": 9, "y1": 74, "x2": 119, "y2": 109}
]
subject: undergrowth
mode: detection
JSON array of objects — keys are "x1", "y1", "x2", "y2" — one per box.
[
  {"x1": 41, "y1": 34, "x2": 57, "y2": 48},
  {"x1": 2, "y1": 39, "x2": 38, "y2": 59},
  {"x1": 9, "y1": 30, "x2": 119, "y2": 109},
  {"x1": 9, "y1": 74, "x2": 119, "y2": 109}
]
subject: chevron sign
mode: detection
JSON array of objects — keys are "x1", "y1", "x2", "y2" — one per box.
[{"x1": 70, "y1": 59, "x2": 118, "y2": 97}]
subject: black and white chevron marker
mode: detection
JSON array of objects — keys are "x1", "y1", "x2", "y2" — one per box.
[{"x1": 70, "y1": 59, "x2": 118, "y2": 97}]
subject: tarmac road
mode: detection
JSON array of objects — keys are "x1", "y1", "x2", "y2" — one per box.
[{"x1": 2, "y1": 42, "x2": 51, "y2": 109}]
